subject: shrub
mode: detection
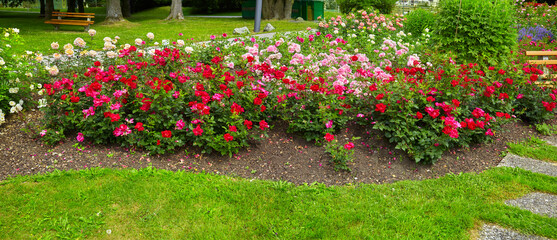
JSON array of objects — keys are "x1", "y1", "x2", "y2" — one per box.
[
  {"x1": 433, "y1": 0, "x2": 517, "y2": 64},
  {"x1": 338, "y1": 0, "x2": 397, "y2": 14},
  {"x1": 404, "y1": 9, "x2": 436, "y2": 37}
]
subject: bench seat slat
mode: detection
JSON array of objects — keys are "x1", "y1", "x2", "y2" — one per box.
[
  {"x1": 45, "y1": 19, "x2": 94, "y2": 24},
  {"x1": 525, "y1": 51, "x2": 557, "y2": 56},
  {"x1": 528, "y1": 60, "x2": 557, "y2": 65},
  {"x1": 45, "y1": 21, "x2": 94, "y2": 26},
  {"x1": 52, "y1": 14, "x2": 95, "y2": 18}
]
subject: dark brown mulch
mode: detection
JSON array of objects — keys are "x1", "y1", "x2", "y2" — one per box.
[{"x1": 0, "y1": 110, "x2": 551, "y2": 185}]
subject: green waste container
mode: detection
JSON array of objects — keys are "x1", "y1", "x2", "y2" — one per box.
[
  {"x1": 291, "y1": 1, "x2": 301, "y2": 19},
  {"x1": 241, "y1": 0, "x2": 256, "y2": 19},
  {"x1": 298, "y1": 0, "x2": 324, "y2": 21}
]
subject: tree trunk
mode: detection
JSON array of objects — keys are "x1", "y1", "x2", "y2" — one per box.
[
  {"x1": 39, "y1": 0, "x2": 45, "y2": 17},
  {"x1": 105, "y1": 0, "x2": 124, "y2": 22},
  {"x1": 67, "y1": 0, "x2": 76, "y2": 12},
  {"x1": 44, "y1": 0, "x2": 53, "y2": 20},
  {"x1": 262, "y1": 0, "x2": 292, "y2": 20},
  {"x1": 165, "y1": 0, "x2": 184, "y2": 20},
  {"x1": 77, "y1": 0, "x2": 84, "y2": 13},
  {"x1": 121, "y1": 0, "x2": 131, "y2": 18}
]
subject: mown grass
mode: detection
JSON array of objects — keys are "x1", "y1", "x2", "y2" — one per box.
[
  {"x1": 508, "y1": 136, "x2": 557, "y2": 163},
  {"x1": 0, "y1": 167, "x2": 555, "y2": 239},
  {"x1": 0, "y1": 6, "x2": 317, "y2": 53}
]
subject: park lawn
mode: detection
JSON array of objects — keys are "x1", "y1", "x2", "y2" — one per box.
[
  {"x1": 0, "y1": 6, "x2": 317, "y2": 53},
  {"x1": 0, "y1": 167, "x2": 555, "y2": 239},
  {"x1": 508, "y1": 136, "x2": 557, "y2": 163}
]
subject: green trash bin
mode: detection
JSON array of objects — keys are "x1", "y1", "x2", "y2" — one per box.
[
  {"x1": 291, "y1": 0, "x2": 301, "y2": 19},
  {"x1": 241, "y1": 0, "x2": 256, "y2": 19},
  {"x1": 298, "y1": 0, "x2": 324, "y2": 21}
]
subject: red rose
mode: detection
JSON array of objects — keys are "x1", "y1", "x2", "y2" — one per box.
[
  {"x1": 70, "y1": 96, "x2": 80, "y2": 103},
  {"x1": 223, "y1": 133, "x2": 234, "y2": 142},
  {"x1": 135, "y1": 122, "x2": 144, "y2": 131},
  {"x1": 61, "y1": 94, "x2": 67, "y2": 100},
  {"x1": 161, "y1": 130, "x2": 172, "y2": 138},
  {"x1": 259, "y1": 120, "x2": 269, "y2": 130},
  {"x1": 253, "y1": 97, "x2": 262, "y2": 105},
  {"x1": 344, "y1": 142, "x2": 354, "y2": 150},
  {"x1": 260, "y1": 105, "x2": 266, "y2": 112},
  {"x1": 324, "y1": 133, "x2": 334, "y2": 142},
  {"x1": 375, "y1": 103, "x2": 386, "y2": 113},
  {"x1": 229, "y1": 125, "x2": 237, "y2": 132},
  {"x1": 244, "y1": 120, "x2": 253, "y2": 130},
  {"x1": 416, "y1": 112, "x2": 423, "y2": 119},
  {"x1": 193, "y1": 125, "x2": 203, "y2": 136},
  {"x1": 375, "y1": 94, "x2": 384, "y2": 100},
  {"x1": 236, "y1": 81, "x2": 244, "y2": 89},
  {"x1": 94, "y1": 61, "x2": 101, "y2": 67},
  {"x1": 351, "y1": 55, "x2": 358, "y2": 61}
]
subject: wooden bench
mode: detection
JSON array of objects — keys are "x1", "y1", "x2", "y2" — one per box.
[
  {"x1": 526, "y1": 51, "x2": 557, "y2": 88},
  {"x1": 44, "y1": 12, "x2": 95, "y2": 31}
]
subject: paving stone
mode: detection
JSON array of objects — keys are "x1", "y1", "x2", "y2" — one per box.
[
  {"x1": 478, "y1": 224, "x2": 551, "y2": 240},
  {"x1": 542, "y1": 135, "x2": 557, "y2": 147},
  {"x1": 506, "y1": 192, "x2": 557, "y2": 218},
  {"x1": 498, "y1": 154, "x2": 557, "y2": 177}
]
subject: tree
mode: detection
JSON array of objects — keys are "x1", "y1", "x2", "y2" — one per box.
[
  {"x1": 77, "y1": 0, "x2": 84, "y2": 12},
  {"x1": 105, "y1": 0, "x2": 124, "y2": 22},
  {"x1": 262, "y1": 0, "x2": 293, "y2": 20},
  {"x1": 67, "y1": 0, "x2": 76, "y2": 12},
  {"x1": 39, "y1": 0, "x2": 45, "y2": 17},
  {"x1": 44, "y1": 0, "x2": 53, "y2": 20},
  {"x1": 165, "y1": 0, "x2": 184, "y2": 20},
  {"x1": 121, "y1": 0, "x2": 131, "y2": 18}
]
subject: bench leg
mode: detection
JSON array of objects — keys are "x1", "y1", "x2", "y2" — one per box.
[
  {"x1": 84, "y1": 25, "x2": 89, "y2": 32},
  {"x1": 54, "y1": 25, "x2": 60, "y2": 30}
]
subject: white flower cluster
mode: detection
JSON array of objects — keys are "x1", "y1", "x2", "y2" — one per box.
[
  {"x1": 8, "y1": 87, "x2": 18, "y2": 93},
  {"x1": 0, "y1": 109, "x2": 5, "y2": 125},
  {"x1": 9, "y1": 99, "x2": 24, "y2": 113}
]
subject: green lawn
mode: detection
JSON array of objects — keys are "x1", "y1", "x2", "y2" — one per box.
[
  {"x1": 0, "y1": 6, "x2": 317, "y2": 53},
  {"x1": 0, "y1": 167, "x2": 555, "y2": 239},
  {"x1": 508, "y1": 136, "x2": 557, "y2": 163}
]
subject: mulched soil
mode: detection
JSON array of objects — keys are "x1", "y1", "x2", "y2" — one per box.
[{"x1": 0, "y1": 110, "x2": 552, "y2": 185}]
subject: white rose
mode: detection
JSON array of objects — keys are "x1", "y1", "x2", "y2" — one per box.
[
  {"x1": 12, "y1": 28, "x2": 19, "y2": 33},
  {"x1": 9, "y1": 101, "x2": 16, "y2": 106},
  {"x1": 135, "y1": 38, "x2": 143, "y2": 45},
  {"x1": 184, "y1": 46, "x2": 193, "y2": 54},
  {"x1": 37, "y1": 83, "x2": 42, "y2": 89},
  {"x1": 51, "y1": 42, "x2": 60, "y2": 49},
  {"x1": 63, "y1": 43, "x2": 73, "y2": 50},
  {"x1": 103, "y1": 37, "x2": 112, "y2": 42},
  {"x1": 106, "y1": 51, "x2": 117, "y2": 58},
  {"x1": 4, "y1": 33, "x2": 9, "y2": 38},
  {"x1": 176, "y1": 40, "x2": 185, "y2": 47},
  {"x1": 30, "y1": 84, "x2": 34, "y2": 90},
  {"x1": 88, "y1": 29, "x2": 96, "y2": 37},
  {"x1": 146, "y1": 32, "x2": 154, "y2": 40}
]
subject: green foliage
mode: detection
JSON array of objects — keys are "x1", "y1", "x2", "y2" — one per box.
[
  {"x1": 535, "y1": 123, "x2": 557, "y2": 135},
  {"x1": 404, "y1": 9, "x2": 436, "y2": 37},
  {"x1": 433, "y1": 0, "x2": 517, "y2": 64},
  {"x1": 324, "y1": 137, "x2": 359, "y2": 171},
  {"x1": 337, "y1": 0, "x2": 398, "y2": 14}
]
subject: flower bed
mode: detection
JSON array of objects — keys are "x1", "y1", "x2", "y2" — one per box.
[{"x1": 3, "y1": 8, "x2": 557, "y2": 169}]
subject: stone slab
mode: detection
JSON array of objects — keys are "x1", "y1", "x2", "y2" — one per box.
[
  {"x1": 498, "y1": 154, "x2": 557, "y2": 177},
  {"x1": 478, "y1": 224, "x2": 551, "y2": 240},
  {"x1": 506, "y1": 192, "x2": 557, "y2": 218}
]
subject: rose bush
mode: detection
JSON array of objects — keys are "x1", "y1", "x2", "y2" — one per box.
[{"x1": 27, "y1": 10, "x2": 555, "y2": 164}]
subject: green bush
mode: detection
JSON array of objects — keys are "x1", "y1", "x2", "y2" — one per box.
[
  {"x1": 404, "y1": 9, "x2": 436, "y2": 37},
  {"x1": 433, "y1": 0, "x2": 517, "y2": 64},
  {"x1": 338, "y1": 0, "x2": 397, "y2": 14}
]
